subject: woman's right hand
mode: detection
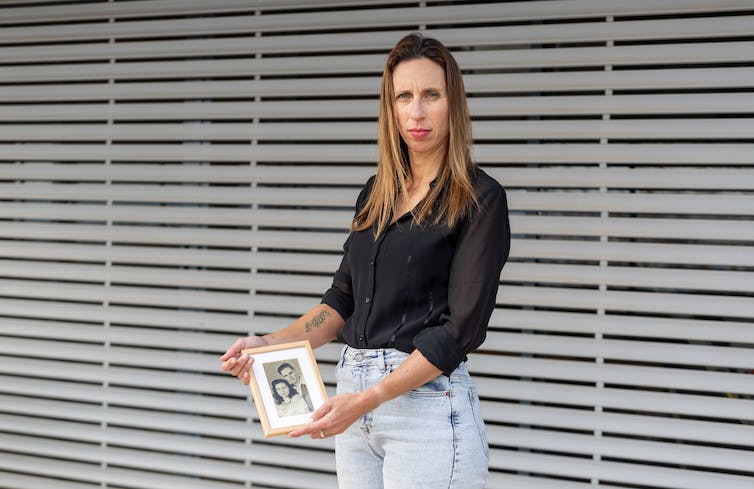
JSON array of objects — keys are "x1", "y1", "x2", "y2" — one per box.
[{"x1": 220, "y1": 336, "x2": 269, "y2": 385}]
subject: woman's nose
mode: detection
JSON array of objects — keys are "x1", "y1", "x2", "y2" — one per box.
[{"x1": 410, "y1": 100, "x2": 425, "y2": 120}]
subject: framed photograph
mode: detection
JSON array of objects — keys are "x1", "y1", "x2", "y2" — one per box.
[{"x1": 242, "y1": 340, "x2": 328, "y2": 438}]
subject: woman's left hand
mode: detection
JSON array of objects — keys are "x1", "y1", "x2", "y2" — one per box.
[{"x1": 288, "y1": 392, "x2": 377, "y2": 440}]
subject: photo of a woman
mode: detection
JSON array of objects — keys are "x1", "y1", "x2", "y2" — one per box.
[{"x1": 270, "y1": 378, "x2": 312, "y2": 418}]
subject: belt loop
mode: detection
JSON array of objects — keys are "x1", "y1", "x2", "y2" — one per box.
[
  {"x1": 379, "y1": 348, "x2": 386, "y2": 371},
  {"x1": 339, "y1": 345, "x2": 348, "y2": 367}
]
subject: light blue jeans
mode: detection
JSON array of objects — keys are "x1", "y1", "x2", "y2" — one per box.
[{"x1": 335, "y1": 346, "x2": 489, "y2": 489}]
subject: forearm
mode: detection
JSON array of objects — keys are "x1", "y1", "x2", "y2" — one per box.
[
  {"x1": 362, "y1": 349, "x2": 442, "y2": 409},
  {"x1": 287, "y1": 348, "x2": 443, "y2": 439},
  {"x1": 263, "y1": 303, "x2": 344, "y2": 349}
]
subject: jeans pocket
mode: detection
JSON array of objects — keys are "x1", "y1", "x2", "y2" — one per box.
[
  {"x1": 468, "y1": 387, "x2": 490, "y2": 458},
  {"x1": 405, "y1": 375, "x2": 450, "y2": 398}
]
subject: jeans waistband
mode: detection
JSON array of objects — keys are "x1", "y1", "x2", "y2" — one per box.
[
  {"x1": 339, "y1": 345, "x2": 470, "y2": 379},
  {"x1": 339, "y1": 345, "x2": 409, "y2": 369}
]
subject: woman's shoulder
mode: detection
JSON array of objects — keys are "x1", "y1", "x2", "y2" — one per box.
[
  {"x1": 473, "y1": 168, "x2": 505, "y2": 200},
  {"x1": 355, "y1": 174, "x2": 377, "y2": 210}
]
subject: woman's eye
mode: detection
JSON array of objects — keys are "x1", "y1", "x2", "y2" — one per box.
[
  {"x1": 397, "y1": 93, "x2": 410, "y2": 101},
  {"x1": 425, "y1": 91, "x2": 439, "y2": 98}
]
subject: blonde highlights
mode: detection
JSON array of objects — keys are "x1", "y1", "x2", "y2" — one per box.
[{"x1": 353, "y1": 33, "x2": 477, "y2": 237}]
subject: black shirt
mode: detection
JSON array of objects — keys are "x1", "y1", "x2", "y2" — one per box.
[{"x1": 322, "y1": 169, "x2": 510, "y2": 376}]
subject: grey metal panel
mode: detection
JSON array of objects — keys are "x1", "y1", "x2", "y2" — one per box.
[{"x1": 1, "y1": 1, "x2": 752, "y2": 488}]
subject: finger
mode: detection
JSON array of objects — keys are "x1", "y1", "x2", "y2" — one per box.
[
  {"x1": 310, "y1": 403, "x2": 331, "y2": 422},
  {"x1": 229, "y1": 354, "x2": 250, "y2": 376},
  {"x1": 220, "y1": 339, "x2": 244, "y2": 361},
  {"x1": 288, "y1": 421, "x2": 322, "y2": 438},
  {"x1": 220, "y1": 357, "x2": 237, "y2": 373},
  {"x1": 241, "y1": 371, "x2": 250, "y2": 385}
]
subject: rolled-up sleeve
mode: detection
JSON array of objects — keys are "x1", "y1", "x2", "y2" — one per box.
[
  {"x1": 321, "y1": 233, "x2": 355, "y2": 321},
  {"x1": 413, "y1": 182, "x2": 510, "y2": 375}
]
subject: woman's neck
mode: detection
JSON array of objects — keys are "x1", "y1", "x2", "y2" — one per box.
[{"x1": 407, "y1": 153, "x2": 441, "y2": 189}]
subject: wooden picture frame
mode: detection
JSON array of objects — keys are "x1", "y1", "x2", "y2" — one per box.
[{"x1": 242, "y1": 340, "x2": 328, "y2": 438}]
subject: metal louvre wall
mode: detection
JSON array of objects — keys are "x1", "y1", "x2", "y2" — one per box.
[{"x1": 0, "y1": 0, "x2": 753, "y2": 488}]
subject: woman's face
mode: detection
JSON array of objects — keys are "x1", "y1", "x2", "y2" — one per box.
[
  {"x1": 275, "y1": 382, "x2": 290, "y2": 398},
  {"x1": 392, "y1": 58, "x2": 449, "y2": 162}
]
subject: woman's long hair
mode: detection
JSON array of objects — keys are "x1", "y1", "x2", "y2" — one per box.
[
  {"x1": 271, "y1": 378, "x2": 299, "y2": 405},
  {"x1": 353, "y1": 33, "x2": 477, "y2": 237}
]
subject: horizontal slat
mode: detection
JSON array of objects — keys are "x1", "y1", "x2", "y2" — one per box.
[
  {"x1": 473, "y1": 354, "x2": 754, "y2": 395},
  {"x1": 3, "y1": 0, "x2": 751, "y2": 26},
  {"x1": 486, "y1": 403, "x2": 754, "y2": 448},
  {"x1": 0, "y1": 448, "x2": 336, "y2": 489},
  {"x1": 0, "y1": 0, "x2": 408, "y2": 25},
  {"x1": 2, "y1": 94, "x2": 754, "y2": 121},
  {"x1": 489, "y1": 448, "x2": 754, "y2": 489},
  {"x1": 0, "y1": 222, "x2": 346, "y2": 250},
  {"x1": 0, "y1": 318, "x2": 237, "y2": 351},
  {"x1": 471, "y1": 377, "x2": 754, "y2": 421},
  {"x1": 497, "y1": 285, "x2": 754, "y2": 318},
  {"x1": 485, "y1": 332, "x2": 754, "y2": 369},
  {"x1": 0, "y1": 262, "x2": 332, "y2": 294},
  {"x1": 0, "y1": 203, "x2": 352, "y2": 228},
  {"x1": 0, "y1": 4, "x2": 546, "y2": 43},
  {"x1": 509, "y1": 238, "x2": 754, "y2": 267},
  {"x1": 2, "y1": 67, "x2": 752, "y2": 103},
  {"x1": 2, "y1": 0, "x2": 752, "y2": 41},
  {"x1": 0, "y1": 279, "x2": 315, "y2": 313},
  {"x1": 4, "y1": 16, "x2": 754, "y2": 62},
  {"x1": 0, "y1": 419, "x2": 335, "y2": 470},
  {"x1": 0, "y1": 183, "x2": 752, "y2": 216},
  {"x1": 4, "y1": 119, "x2": 754, "y2": 141},
  {"x1": 0, "y1": 344, "x2": 341, "y2": 397},
  {"x1": 0, "y1": 375, "x2": 251, "y2": 418},
  {"x1": 1, "y1": 259, "x2": 751, "y2": 295},
  {"x1": 5, "y1": 41, "x2": 754, "y2": 83},
  {"x1": 0, "y1": 215, "x2": 750, "y2": 247},
  {"x1": 0, "y1": 394, "x2": 258, "y2": 438},
  {"x1": 0, "y1": 297, "x2": 287, "y2": 332},
  {"x1": 0, "y1": 241, "x2": 342, "y2": 271},
  {"x1": 4, "y1": 203, "x2": 752, "y2": 240},
  {"x1": 0, "y1": 472, "x2": 97, "y2": 489},
  {"x1": 513, "y1": 215, "x2": 754, "y2": 241},
  {"x1": 488, "y1": 308, "x2": 754, "y2": 343},
  {"x1": 490, "y1": 426, "x2": 754, "y2": 473},
  {"x1": 487, "y1": 473, "x2": 592, "y2": 489},
  {"x1": 4, "y1": 143, "x2": 754, "y2": 165},
  {"x1": 1, "y1": 236, "x2": 752, "y2": 270}
]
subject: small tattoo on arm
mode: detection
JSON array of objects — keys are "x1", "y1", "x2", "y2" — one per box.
[{"x1": 304, "y1": 309, "x2": 331, "y2": 333}]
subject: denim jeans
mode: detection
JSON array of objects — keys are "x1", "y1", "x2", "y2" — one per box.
[{"x1": 335, "y1": 346, "x2": 489, "y2": 489}]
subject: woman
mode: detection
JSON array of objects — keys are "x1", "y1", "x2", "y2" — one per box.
[
  {"x1": 221, "y1": 33, "x2": 509, "y2": 488},
  {"x1": 270, "y1": 378, "x2": 311, "y2": 417}
]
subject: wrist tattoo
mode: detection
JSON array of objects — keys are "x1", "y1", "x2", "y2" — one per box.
[{"x1": 304, "y1": 309, "x2": 331, "y2": 333}]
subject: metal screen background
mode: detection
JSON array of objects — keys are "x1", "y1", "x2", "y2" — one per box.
[{"x1": 1, "y1": 1, "x2": 753, "y2": 488}]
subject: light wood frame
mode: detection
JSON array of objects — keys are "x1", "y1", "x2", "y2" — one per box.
[{"x1": 242, "y1": 340, "x2": 328, "y2": 438}]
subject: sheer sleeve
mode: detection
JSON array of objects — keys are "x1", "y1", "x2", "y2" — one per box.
[{"x1": 413, "y1": 178, "x2": 510, "y2": 375}]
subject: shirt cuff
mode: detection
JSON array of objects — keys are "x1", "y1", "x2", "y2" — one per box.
[
  {"x1": 321, "y1": 288, "x2": 352, "y2": 322},
  {"x1": 413, "y1": 326, "x2": 467, "y2": 376}
]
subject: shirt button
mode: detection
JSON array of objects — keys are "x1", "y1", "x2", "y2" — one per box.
[
  {"x1": 364, "y1": 297, "x2": 370, "y2": 303},
  {"x1": 358, "y1": 336, "x2": 364, "y2": 341}
]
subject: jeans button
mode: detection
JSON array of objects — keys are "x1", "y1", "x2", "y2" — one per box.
[{"x1": 354, "y1": 352, "x2": 364, "y2": 362}]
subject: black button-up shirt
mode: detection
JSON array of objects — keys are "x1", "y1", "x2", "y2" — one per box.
[{"x1": 322, "y1": 169, "x2": 510, "y2": 375}]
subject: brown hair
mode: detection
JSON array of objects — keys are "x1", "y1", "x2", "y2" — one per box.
[{"x1": 352, "y1": 33, "x2": 477, "y2": 236}]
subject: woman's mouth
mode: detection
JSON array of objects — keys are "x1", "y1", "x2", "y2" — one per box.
[{"x1": 408, "y1": 128, "x2": 431, "y2": 140}]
